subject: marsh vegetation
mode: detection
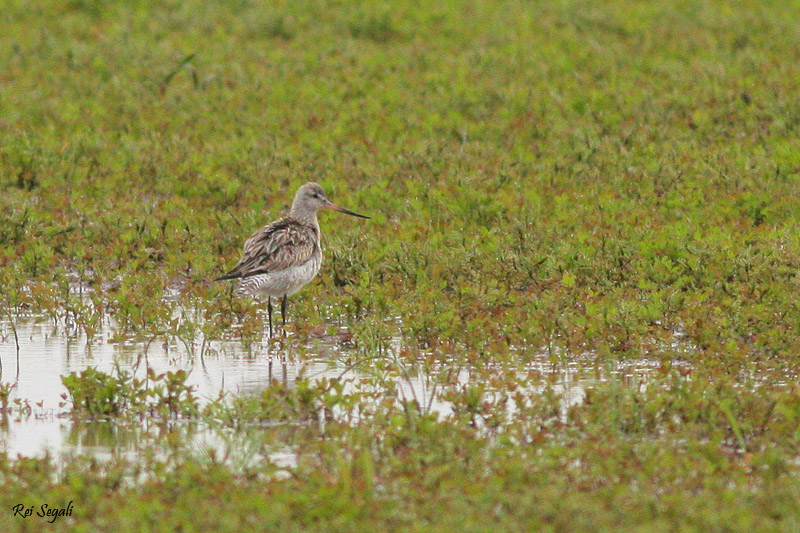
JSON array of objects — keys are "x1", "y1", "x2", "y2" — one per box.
[{"x1": 2, "y1": 0, "x2": 800, "y2": 530}]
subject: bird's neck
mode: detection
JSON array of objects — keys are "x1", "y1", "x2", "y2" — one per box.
[{"x1": 289, "y1": 208, "x2": 319, "y2": 229}]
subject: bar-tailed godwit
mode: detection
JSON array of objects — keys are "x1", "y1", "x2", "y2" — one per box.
[{"x1": 216, "y1": 182, "x2": 369, "y2": 337}]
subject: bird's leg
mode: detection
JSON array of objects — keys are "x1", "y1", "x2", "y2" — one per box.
[
  {"x1": 267, "y1": 297, "x2": 273, "y2": 339},
  {"x1": 281, "y1": 294, "x2": 288, "y2": 336}
]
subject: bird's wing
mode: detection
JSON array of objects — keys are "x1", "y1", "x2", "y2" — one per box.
[{"x1": 217, "y1": 218, "x2": 317, "y2": 280}]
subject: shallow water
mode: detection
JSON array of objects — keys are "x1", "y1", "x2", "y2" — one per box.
[
  {"x1": 0, "y1": 315, "x2": 666, "y2": 460},
  {"x1": 0, "y1": 316, "x2": 342, "y2": 458}
]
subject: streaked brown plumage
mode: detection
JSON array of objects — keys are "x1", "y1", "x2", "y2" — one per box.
[
  {"x1": 216, "y1": 218, "x2": 318, "y2": 284},
  {"x1": 216, "y1": 182, "x2": 369, "y2": 337}
]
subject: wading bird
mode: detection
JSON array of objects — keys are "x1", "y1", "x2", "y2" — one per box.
[{"x1": 215, "y1": 182, "x2": 369, "y2": 337}]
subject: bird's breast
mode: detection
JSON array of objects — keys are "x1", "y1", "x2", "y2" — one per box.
[{"x1": 236, "y1": 253, "x2": 322, "y2": 297}]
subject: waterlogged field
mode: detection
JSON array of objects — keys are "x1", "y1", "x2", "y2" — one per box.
[{"x1": 2, "y1": 0, "x2": 800, "y2": 530}]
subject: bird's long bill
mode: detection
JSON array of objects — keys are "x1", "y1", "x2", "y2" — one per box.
[{"x1": 326, "y1": 201, "x2": 370, "y2": 219}]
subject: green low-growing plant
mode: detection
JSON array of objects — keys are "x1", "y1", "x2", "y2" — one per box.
[
  {"x1": 145, "y1": 368, "x2": 199, "y2": 418},
  {"x1": 61, "y1": 367, "x2": 145, "y2": 418},
  {"x1": 60, "y1": 366, "x2": 199, "y2": 419},
  {"x1": 0, "y1": 382, "x2": 15, "y2": 413}
]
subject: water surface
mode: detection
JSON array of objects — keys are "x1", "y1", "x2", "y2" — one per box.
[{"x1": 0, "y1": 315, "x2": 666, "y2": 460}]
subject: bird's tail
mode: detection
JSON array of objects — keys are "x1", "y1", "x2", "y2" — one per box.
[{"x1": 214, "y1": 272, "x2": 239, "y2": 282}]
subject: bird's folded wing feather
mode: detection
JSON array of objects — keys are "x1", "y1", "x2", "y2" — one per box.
[{"x1": 220, "y1": 219, "x2": 316, "y2": 280}]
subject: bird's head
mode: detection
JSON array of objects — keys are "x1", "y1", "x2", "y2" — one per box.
[{"x1": 292, "y1": 182, "x2": 370, "y2": 219}]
